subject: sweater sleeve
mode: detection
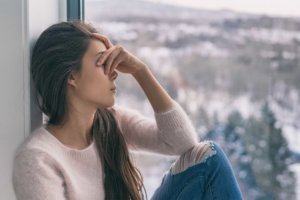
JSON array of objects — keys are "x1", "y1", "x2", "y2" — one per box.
[
  {"x1": 12, "y1": 148, "x2": 66, "y2": 200},
  {"x1": 112, "y1": 101, "x2": 198, "y2": 155}
]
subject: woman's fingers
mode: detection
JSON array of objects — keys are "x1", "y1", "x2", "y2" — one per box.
[
  {"x1": 91, "y1": 33, "x2": 113, "y2": 49},
  {"x1": 109, "y1": 71, "x2": 118, "y2": 81},
  {"x1": 110, "y1": 54, "x2": 124, "y2": 74},
  {"x1": 97, "y1": 46, "x2": 124, "y2": 75},
  {"x1": 96, "y1": 44, "x2": 138, "y2": 75},
  {"x1": 92, "y1": 33, "x2": 113, "y2": 48},
  {"x1": 97, "y1": 49, "x2": 112, "y2": 65},
  {"x1": 104, "y1": 47, "x2": 122, "y2": 75}
]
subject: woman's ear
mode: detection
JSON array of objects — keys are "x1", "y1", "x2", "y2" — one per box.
[{"x1": 68, "y1": 72, "x2": 78, "y2": 88}]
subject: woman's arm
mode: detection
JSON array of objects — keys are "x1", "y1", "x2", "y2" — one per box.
[
  {"x1": 91, "y1": 33, "x2": 175, "y2": 113},
  {"x1": 111, "y1": 60, "x2": 198, "y2": 155},
  {"x1": 113, "y1": 103, "x2": 198, "y2": 155},
  {"x1": 92, "y1": 33, "x2": 198, "y2": 154},
  {"x1": 132, "y1": 64, "x2": 175, "y2": 113}
]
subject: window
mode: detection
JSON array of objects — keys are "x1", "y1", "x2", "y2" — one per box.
[
  {"x1": 84, "y1": 0, "x2": 300, "y2": 199},
  {"x1": 67, "y1": 0, "x2": 85, "y2": 20}
]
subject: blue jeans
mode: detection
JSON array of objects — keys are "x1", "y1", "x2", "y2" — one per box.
[{"x1": 150, "y1": 142, "x2": 244, "y2": 200}]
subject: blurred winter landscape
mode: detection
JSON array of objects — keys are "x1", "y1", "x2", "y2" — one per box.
[{"x1": 86, "y1": 0, "x2": 300, "y2": 199}]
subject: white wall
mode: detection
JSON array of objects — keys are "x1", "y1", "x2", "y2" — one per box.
[{"x1": 0, "y1": 0, "x2": 66, "y2": 199}]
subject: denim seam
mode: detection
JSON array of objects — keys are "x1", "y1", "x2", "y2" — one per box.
[
  {"x1": 207, "y1": 180, "x2": 217, "y2": 200},
  {"x1": 205, "y1": 141, "x2": 218, "y2": 200}
]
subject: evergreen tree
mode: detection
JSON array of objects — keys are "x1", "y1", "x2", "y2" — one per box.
[
  {"x1": 261, "y1": 103, "x2": 295, "y2": 199},
  {"x1": 205, "y1": 106, "x2": 296, "y2": 199},
  {"x1": 243, "y1": 102, "x2": 295, "y2": 199},
  {"x1": 205, "y1": 111, "x2": 263, "y2": 200}
]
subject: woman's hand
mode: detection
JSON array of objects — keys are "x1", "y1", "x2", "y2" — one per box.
[
  {"x1": 91, "y1": 33, "x2": 175, "y2": 113},
  {"x1": 92, "y1": 33, "x2": 147, "y2": 76}
]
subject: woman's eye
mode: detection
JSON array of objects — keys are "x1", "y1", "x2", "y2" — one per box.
[{"x1": 98, "y1": 64, "x2": 106, "y2": 70}]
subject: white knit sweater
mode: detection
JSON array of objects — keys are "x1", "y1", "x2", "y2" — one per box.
[{"x1": 12, "y1": 102, "x2": 198, "y2": 200}]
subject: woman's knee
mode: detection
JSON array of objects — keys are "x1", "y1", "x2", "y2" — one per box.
[{"x1": 170, "y1": 141, "x2": 218, "y2": 175}]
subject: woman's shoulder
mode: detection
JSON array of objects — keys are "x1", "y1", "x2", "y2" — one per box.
[
  {"x1": 14, "y1": 126, "x2": 56, "y2": 161},
  {"x1": 12, "y1": 128, "x2": 61, "y2": 192}
]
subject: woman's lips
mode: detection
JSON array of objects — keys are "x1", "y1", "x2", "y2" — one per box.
[{"x1": 110, "y1": 87, "x2": 117, "y2": 93}]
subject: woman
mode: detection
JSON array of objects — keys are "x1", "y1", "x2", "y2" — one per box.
[{"x1": 12, "y1": 21, "x2": 243, "y2": 200}]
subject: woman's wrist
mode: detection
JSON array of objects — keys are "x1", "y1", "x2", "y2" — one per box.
[
  {"x1": 132, "y1": 63, "x2": 149, "y2": 79},
  {"x1": 132, "y1": 63, "x2": 174, "y2": 113}
]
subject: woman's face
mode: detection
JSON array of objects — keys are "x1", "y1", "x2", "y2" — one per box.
[{"x1": 69, "y1": 39, "x2": 118, "y2": 109}]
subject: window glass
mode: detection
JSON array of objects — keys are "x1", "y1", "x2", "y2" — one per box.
[{"x1": 85, "y1": 0, "x2": 300, "y2": 198}]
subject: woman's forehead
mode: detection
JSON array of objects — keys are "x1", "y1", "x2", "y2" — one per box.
[{"x1": 88, "y1": 39, "x2": 107, "y2": 56}]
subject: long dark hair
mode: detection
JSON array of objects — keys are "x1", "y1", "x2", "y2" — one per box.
[{"x1": 31, "y1": 21, "x2": 147, "y2": 200}]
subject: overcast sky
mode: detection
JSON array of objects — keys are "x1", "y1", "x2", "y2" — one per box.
[{"x1": 144, "y1": 0, "x2": 300, "y2": 17}]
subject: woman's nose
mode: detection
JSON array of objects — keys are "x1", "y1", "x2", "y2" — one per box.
[{"x1": 109, "y1": 71, "x2": 118, "y2": 81}]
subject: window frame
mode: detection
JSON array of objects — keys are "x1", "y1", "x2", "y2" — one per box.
[{"x1": 67, "y1": 0, "x2": 85, "y2": 20}]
